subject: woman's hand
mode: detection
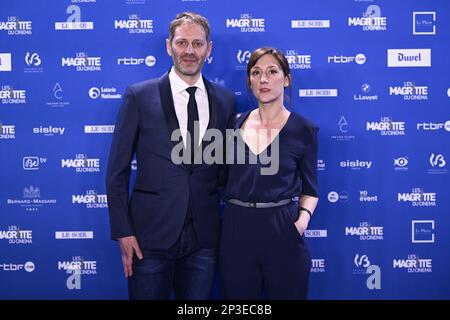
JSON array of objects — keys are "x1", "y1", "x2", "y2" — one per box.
[{"x1": 294, "y1": 210, "x2": 310, "y2": 236}]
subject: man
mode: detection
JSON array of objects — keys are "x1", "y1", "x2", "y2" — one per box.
[{"x1": 106, "y1": 12, "x2": 236, "y2": 299}]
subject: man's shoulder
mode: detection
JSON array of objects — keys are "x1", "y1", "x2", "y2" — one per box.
[
  {"x1": 127, "y1": 77, "x2": 161, "y2": 94},
  {"x1": 205, "y1": 78, "x2": 234, "y2": 98}
]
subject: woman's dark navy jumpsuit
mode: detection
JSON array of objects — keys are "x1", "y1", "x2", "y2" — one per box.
[{"x1": 220, "y1": 110, "x2": 319, "y2": 299}]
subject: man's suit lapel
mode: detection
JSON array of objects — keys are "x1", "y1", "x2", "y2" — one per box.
[
  {"x1": 158, "y1": 72, "x2": 183, "y2": 148},
  {"x1": 203, "y1": 78, "x2": 218, "y2": 133},
  {"x1": 158, "y1": 73, "x2": 221, "y2": 167}
]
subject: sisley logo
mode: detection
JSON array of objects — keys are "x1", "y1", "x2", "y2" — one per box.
[
  {"x1": 387, "y1": 49, "x2": 431, "y2": 67},
  {"x1": 33, "y1": 126, "x2": 65, "y2": 136},
  {"x1": 340, "y1": 160, "x2": 372, "y2": 169}
]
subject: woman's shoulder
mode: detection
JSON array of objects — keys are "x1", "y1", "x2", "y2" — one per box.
[
  {"x1": 289, "y1": 111, "x2": 319, "y2": 133},
  {"x1": 232, "y1": 109, "x2": 253, "y2": 128}
]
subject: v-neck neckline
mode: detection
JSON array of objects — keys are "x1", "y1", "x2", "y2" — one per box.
[{"x1": 238, "y1": 110, "x2": 292, "y2": 157}]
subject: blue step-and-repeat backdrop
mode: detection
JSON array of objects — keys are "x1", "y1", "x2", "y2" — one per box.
[{"x1": 1, "y1": 0, "x2": 449, "y2": 299}]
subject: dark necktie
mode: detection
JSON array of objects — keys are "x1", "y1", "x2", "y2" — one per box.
[{"x1": 186, "y1": 86, "x2": 199, "y2": 164}]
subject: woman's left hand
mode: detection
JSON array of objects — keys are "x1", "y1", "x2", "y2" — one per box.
[{"x1": 294, "y1": 210, "x2": 310, "y2": 236}]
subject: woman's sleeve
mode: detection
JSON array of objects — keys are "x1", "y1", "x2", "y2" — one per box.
[{"x1": 298, "y1": 125, "x2": 319, "y2": 197}]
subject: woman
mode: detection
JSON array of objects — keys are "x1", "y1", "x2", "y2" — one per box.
[{"x1": 220, "y1": 47, "x2": 319, "y2": 299}]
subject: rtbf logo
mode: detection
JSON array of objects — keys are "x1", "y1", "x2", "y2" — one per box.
[
  {"x1": 0, "y1": 261, "x2": 35, "y2": 272},
  {"x1": 387, "y1": 49, "x2": 431, "y2": 67},
  {"x1": 61, "y1": 154, "x2": 100, "y2": 173},
  {"x1": 328, "y1": 53, "x2": 366, "y2": 64},
  {"x1": 117, "y1": 55, "x2": 156, "y2": 67},
  {"x1": 226, "y1": 14, "x2": 265, "y2": 32},
  {"x1": 417, "y1": 121, "x2": 450, "y2": 132}
]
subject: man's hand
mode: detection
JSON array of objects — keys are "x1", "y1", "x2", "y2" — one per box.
[{"x1": 118, "y1": 236, "x2": 143, "y2": 278}]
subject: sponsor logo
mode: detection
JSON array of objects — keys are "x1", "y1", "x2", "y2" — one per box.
[
  {"x1": 328, "y1": 53, "x2": 366, "y2": 64},
  {"x1": 117, "y1": 55, "x2": 155, "y2": 66},
  {"x1": 299, "y1": 89, "x2": 337, "y2": 97},
  {"x1": 387, "y1": 49, "x2": 431, "y2": 67},
  {"x1": 291, "y1": 20, "x2": 330, "y2": 28},
  {"x1": 55, "y1": 5, "x2": 94, "y2": 30},
  {"x1": 55, "y1": 231, "x2": 94, "y2": 239},
  {"x1": 413, "y1": 12, "x2": 436, "y2": 35},
  {"x1": 0, "y1": 16, "x2": 32, "y2": 35},
  {"x1": 412, "y1": 220, "x2": 435, "y2": 243},
  {"x1": 226, "y1": 14, "x2": 265, "y2": 32},
  {"x1": 398, "y1": 188, "x2": 436, "y2": 207},
  {"x1": 0, "y1": 53, "x2": 12, "y2": 71},
  {"x1": 84, "y1": 125, "x2": 114, "y2": 133}
]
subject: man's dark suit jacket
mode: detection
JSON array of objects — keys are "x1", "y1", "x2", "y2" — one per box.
[{"x1": 106, "y1": 72, "x2": 235, "y2": 250}]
